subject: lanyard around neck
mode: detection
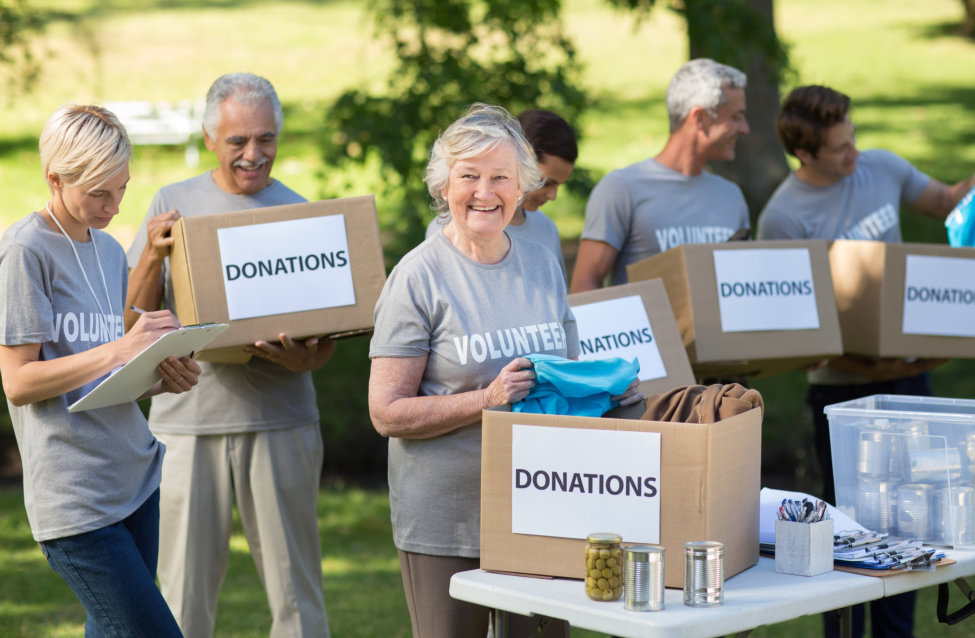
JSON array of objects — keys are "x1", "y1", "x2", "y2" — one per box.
[{"x1": 45, "y1": 204, "x2": 114, "y2": 317}]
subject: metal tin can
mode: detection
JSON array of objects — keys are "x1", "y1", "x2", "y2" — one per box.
[
  {"x1": 857, "y1": 478, "x2": 896, "y2": 534},
  {"x1": 585, "y1": 533, "x2": 623, "y2": 602},
  {"x1": 905, "y1": 447, "x2": 961, "y2": 484},
  {"x1": 683, "y1": 541, "x2": 723, "y2": 607},
  {"x1": 895, "y1": 483, "x2": 933, "y2": 539},
  {"x1": 858, "y1": 431, "x2": 891, "y2": 480},
  {"x1": 937, "y1": 485, "x2": 975, "y2": 546},
  {"x1": 965, "y1": 432, "x2": 975, "y2": 464},
  {"x1": 624, "y1": 545, "x2": 665, "y2": 612}
]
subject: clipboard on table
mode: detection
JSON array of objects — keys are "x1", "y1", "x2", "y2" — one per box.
[{"x1": 68, "y1": 323, "x2": 229, "y2": 413}]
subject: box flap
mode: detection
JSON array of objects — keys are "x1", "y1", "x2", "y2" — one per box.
[
  {"x1": 626, "y1": 247, "x2": 697, "y2": 355},
  {"x1": 169, "y1": 218, "x2": 199, "y2": 326},
  {"x1": 568, "y1": 278, "x2": 695, "y2": 396},
  {"x1": 829, "y1": 239, "x2": 885, "y2": 355}
]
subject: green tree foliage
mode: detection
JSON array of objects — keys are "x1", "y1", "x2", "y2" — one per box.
[
  {"x1": 604, "y1": 0, "x2": 789, "y2": 83},
  {"x1": 320, "y1": 0, "x2": 587, "y2": 264},
  {"x1": 0, "y1": 0, "x2": 42, "y2": 95}
]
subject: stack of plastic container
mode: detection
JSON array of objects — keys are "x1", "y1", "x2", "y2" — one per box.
[{"x1": 825, "y1": 394, "x2": 975, "y2": 547}]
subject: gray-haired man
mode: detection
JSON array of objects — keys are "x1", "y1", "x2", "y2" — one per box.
[
  {"x1": 125, "y1": 72, "x2": 333, "y2": 638},
  {"x1": 571, "y1": 58, "x2": 751, "y2": 292}
]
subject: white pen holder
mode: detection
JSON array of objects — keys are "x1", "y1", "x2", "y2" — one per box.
[{"x1": 775, "y1": 519, "x2": 834, "y2": 577}]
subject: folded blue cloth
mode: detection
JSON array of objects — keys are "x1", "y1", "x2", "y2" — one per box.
[{"x1": 512, "y1": 353, "x2": 640, "y2": 416}]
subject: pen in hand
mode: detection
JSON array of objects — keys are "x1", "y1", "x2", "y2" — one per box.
[{"x1": 130, "y1": 305, "x2": 147, "y2": 315}]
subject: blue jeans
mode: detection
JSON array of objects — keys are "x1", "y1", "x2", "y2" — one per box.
[{"x1": 40, "y1": 489, "x2": 182, "y2": 637}]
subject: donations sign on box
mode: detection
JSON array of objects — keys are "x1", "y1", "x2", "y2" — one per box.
[
  {"x1": 568, "y1": 279, "x2": 695, "y2": 396},
  {"x1": 217, "y1": 214, "x2": 356, "y2": 320},
  {"x1": 713, "y1": 247, "x2": 820, "y2": 332},
  {"x1": 511, "y1": 424, "x2": 661, "y2": 542},
  {"x1": 829, "y1": 240, "x2": 975, "y2": 358},
  {"x1": 626, "y1": 240, "x2": 842, "y2": 379},
  {"x1": 170, "y1": 196, "x2": 386, "y2": 363},
  {"x1": 902, "y1": 254, "x2": 975, "y2": 338}
]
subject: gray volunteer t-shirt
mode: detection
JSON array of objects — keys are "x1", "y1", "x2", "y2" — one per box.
[
  {"x1": 757, "y1": 149, "x2": 931, "y2": 385},
  {"x1": 426, "y1": 209, "x2": 567, "y2": 282},
  {"x1": 757, "y1": 150, "x2": 929, "y2": 243},
  {"x1": 0, "y1": 213, "x2": 163, "y2": 542},
  {"x1": 582, "y1": 158, "x2": 750, "y2": 285},
  {"x1": 370, "y1": 231, "x2": 579, "y2": 557},
  {"x1": 126, "y1": 173, "x2": 318, "y2": 435}
]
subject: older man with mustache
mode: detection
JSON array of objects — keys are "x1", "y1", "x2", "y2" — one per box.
[{"x1": 125, "y1": 72, "x2": 334, "y2": 638}]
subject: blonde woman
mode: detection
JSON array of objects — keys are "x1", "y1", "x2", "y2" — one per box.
[{"x1": 0, "y1": 105, "x2": 199, "y2": 636}]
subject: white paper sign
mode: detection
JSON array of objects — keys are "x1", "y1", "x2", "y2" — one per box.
[
  {"x1": 217, "y1": 215, "x2": 356, "y2": 320},
  {"x1": 511, "y1": 424, "x2": 661, "y2": 542},
  {"x1": 713, "y1": 248, "x2": 820, "y2": 332},
  {"x1": 570, "y1": 295, "x2": 667, "y2": 382},
  {"x1": 902, "y1": 254, "x2": 975, "y2": 337}
]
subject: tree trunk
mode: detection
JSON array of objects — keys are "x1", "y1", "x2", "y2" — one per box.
[
  {"x1": 688, "y1": 0, "x2": 790, "y2": 227},
  {"x1": 963, "y1": 0, "x2": 975, "y2": 37}
]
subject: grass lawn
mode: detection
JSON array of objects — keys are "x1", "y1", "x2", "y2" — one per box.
[{"x1": 2, "y1": 484, "x2": 974, "y2": 637}]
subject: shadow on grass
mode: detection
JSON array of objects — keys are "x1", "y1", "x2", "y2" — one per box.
[
  {"x1": 0, "y1": 486, "x2": 409, "y2": 638},
  {"x1": 0, "y1": 136, "x2": 37, "y2": 157},
  {"x1": 848, "y1": 88, "x2": 975, "y2": 179},
  {"x1": 912, "y1": 19, "x2": 975, "y2": 42}
]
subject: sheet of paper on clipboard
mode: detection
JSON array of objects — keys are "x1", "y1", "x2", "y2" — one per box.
[{"x1": 68, "y1": 323, "x2": 229, "y2": 413}]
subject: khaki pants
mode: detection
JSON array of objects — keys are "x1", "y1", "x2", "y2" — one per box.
[
  {"x1": 156, "y1": 424, "x2": 329, "y2": 638},
  {"x1": 398, "y1": 550, "x2": 570, "y2": 638}
]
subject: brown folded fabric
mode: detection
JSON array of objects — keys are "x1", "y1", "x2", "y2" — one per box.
[{"x1": 639, "y1": 383, "x2": 764, "y2": 424}]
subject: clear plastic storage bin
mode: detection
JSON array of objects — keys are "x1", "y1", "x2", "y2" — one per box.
[{"x1": 825, "y1": 394, "x2": 975, "y2": 548}]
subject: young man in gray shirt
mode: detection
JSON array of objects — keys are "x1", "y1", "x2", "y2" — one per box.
[
  {"x1": 757, "y1": 84, "x2": 975, "y2": 638},
  {"x1": 571, "y1": 58, "x2": 751, "y2": 291},
  {"x1": 126, "y1": 73, "x2": 334, "y2": 638}
]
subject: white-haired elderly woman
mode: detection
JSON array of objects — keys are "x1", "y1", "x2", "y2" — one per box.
[
  {"x1": 369, "y1": 104, "x2": 639, "y2": 638},
  {"x1": 0, "y1": 104, "x2": 200, "y2": 636}
]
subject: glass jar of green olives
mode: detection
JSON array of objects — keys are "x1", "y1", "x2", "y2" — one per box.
[{"x1": 584, "y1": 532, "x2": 623, "y2": 601}]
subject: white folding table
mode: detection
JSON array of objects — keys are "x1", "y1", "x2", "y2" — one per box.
[{"x1": 450, "y1": 549, "x2": 975, "y2": 638}]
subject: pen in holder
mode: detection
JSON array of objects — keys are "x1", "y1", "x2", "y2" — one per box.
[
  {"x1": 775, "y1": 518, "x2": 834, "y2": 577},
  {"x1": 775, "y1": 497, "x2": 833, "y2": 577}
]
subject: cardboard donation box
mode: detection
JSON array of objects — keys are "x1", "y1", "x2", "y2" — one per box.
[
  {"x1": 480, "y1": 404, "x2": 762, "y2": 589},
  {"x1": 626, "y1": 240, "x2": 843, "y2": 379},
  {"x1": 828, "y1": 240, "x2": 975, "y2": 359},
  {"x1": 170, "y1": 195, "x2": 386, "y2": 363},
  {"x1": 568, "y1": 279, "x2": 695, "y2": 397}
]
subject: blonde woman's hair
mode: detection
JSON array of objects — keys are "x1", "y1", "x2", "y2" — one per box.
[
  {"x1": 40, "y1": 104, "x2": 131, "y2": 190},
  {"x1": 424, "y1": 103, "x2": 543, "y2": 216}
]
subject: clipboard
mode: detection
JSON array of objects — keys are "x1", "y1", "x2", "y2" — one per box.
[{"x1": 68, "y1": 323, "x2": 229, "y2": 413}]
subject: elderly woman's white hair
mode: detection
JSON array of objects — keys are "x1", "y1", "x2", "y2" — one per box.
[
  {"x1": 40, "y1": 104, "x2": 131, "y2": 191},
  {"x1": 203, "y1": 72, "x2": 284, "y2": 139},
  {"x1": 424, "y1": 103, "x2": 544, "y2": 216},
  {"x1": 665, "y1": 58, "x2": 747, "y2": 133}
]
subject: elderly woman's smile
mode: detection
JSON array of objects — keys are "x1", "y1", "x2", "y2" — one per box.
[{"x1": 442, "y1": 142, "x2": 523, "y2": 242}]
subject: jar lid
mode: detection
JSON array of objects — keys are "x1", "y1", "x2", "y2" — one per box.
[{"x1": 586, "y1": 532, "x2": 622, "y2": 544}]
